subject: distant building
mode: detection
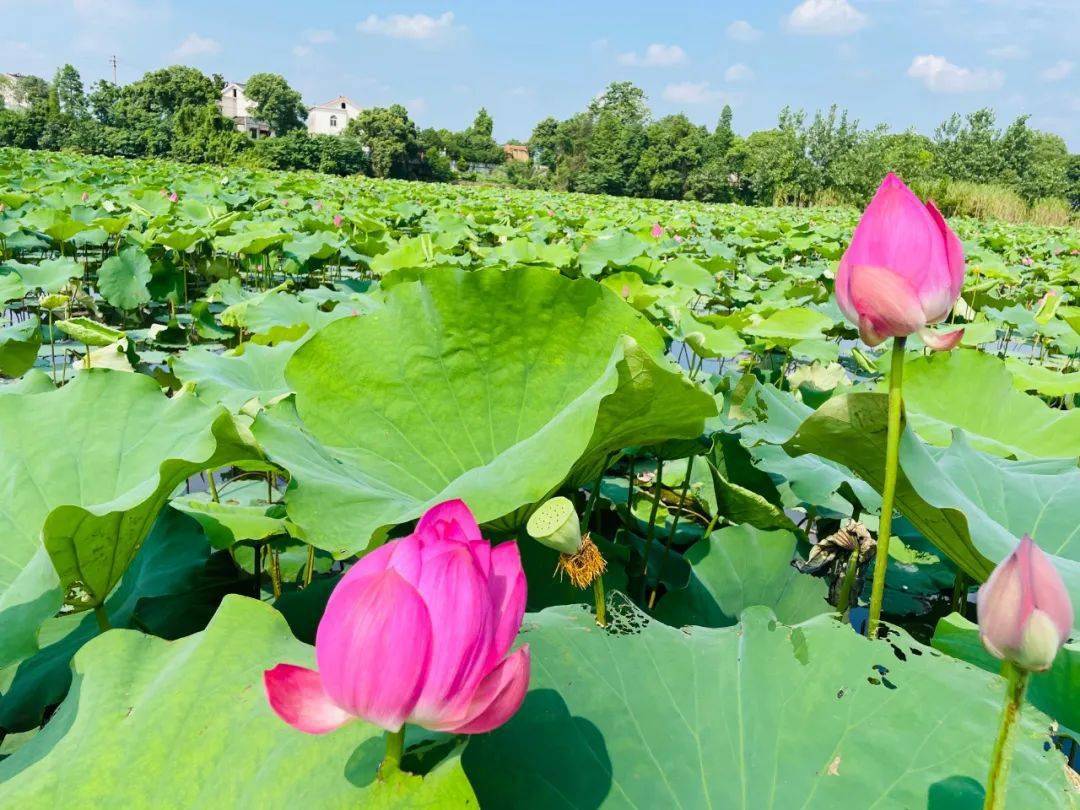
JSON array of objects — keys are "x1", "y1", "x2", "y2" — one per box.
[
  {"x1": 307, "y1": 96, "x2": 362, "y2": 135},
  {"x1": 503, "y1": 143, "x2": 530, "y2": 163},
  {"x1": 0, "y1": 73, "x2": 28, "y2": 110},
  {"x1": 218, "y1": 81, "x2": 272, "y2": 138}
]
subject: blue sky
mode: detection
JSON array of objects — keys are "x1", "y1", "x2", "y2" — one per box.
[{"x1": 3, "y1": 0, "x2": 1078, "y2": 147}]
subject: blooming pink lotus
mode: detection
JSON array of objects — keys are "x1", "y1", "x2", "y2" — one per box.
[
  {"x1": 265, "y1": 500, "x2": 530, "y2": 734},
  {"x1": 333, "y1": 214, "x2": 343, "y2": 228},
  {"x1": 977, "y1": 535, "x2": 1073, "y2": 673},
  {"x1": 650, "y1": 223, "x2": 664, "y2": 239},
  {"x1": 835, "y1": 173, "x2": 965, "y2": 350}
]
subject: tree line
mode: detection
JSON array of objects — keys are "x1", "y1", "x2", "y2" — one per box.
[{"x1": 1, "y1": 67, "x2": 1076, "y2": 219}]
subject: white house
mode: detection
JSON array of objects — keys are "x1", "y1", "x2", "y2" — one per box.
[
  {"x1": 307, "y1": 96, "x2": 362, "y2": 136},
  {"x1": 0, "y1": 73, "x2": 28, "y2": 110},
  {"x1": 218, "y1": 81, "x2": 271, "y2": 138}
]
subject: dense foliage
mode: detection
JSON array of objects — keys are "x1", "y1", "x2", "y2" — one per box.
[{"x1": 0, "y1": 147, "x2": 1077, "y2": 806}]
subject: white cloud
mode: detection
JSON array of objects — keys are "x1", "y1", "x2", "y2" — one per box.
[
  {"x1": 304, "y1": 29, "x2": 336, "y2": 44},
  {"x1": 173, "y1": 33, "x2": 221, "y2": 58},
  {"x1": 907, "y1": 55, "x2": 1004, "y2": 93},
  {"x1": 1040, "y1": 59, "x2": 1074, "y2": 81},
  {"x1": 662, "y1": 81, "x2": 721, "y2": 104},
  {"x1": 724, "y1": 63, "x2": 755, "y2": 82},
  {"x1": 726, "y1": 20, "x2": 762, "y2": 42},
  {"x1": 357, "y1": 12, "x2": 460, "y2": 41},
  {"x1": 988, "y1": 44, "x2": 1028, "y2": 60},
  {"x1": 786, "y1": 0, "x2": 867, "y2": 36},
  {"x1": 617, "y1": 43, "x2": 687, "y2": 67},
  {"x1": 292, "y1": 44, "x2": 311, "y2": 57}
]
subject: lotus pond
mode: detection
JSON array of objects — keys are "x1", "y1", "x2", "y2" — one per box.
[{"x1": 0, "y1": 147, "x2": 1078, "y2": 808}]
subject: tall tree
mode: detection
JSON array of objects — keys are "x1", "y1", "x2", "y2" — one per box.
[
  {"x1": 344, "y1": 104, "x2": 423, "y2": 179},
  {"x1": 243, "y1": 73, "x2": 307, "y2": 134},
  {"x1": 53, "y1": 64, "x2": 87, "y2": 118}
]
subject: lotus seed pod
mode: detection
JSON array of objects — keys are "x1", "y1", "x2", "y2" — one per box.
[{"x1": 526, "y1": 497, "x2": 582, "y2": 555}]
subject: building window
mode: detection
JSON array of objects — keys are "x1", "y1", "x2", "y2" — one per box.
[
  {"x1": 329, "y1": 115, "x2": 338, "y2": 128},
  {"x1": 232, "y1": 88, "x2": 237, "y2": 98},
  {"x1": 341, "y1": 102, "x2": 347, "y2": 109}
]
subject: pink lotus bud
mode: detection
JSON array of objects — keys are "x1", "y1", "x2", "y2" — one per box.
[
  {"x1": 620, "y1": 284, "x2": 631, "y2": 299},
  {"x1": 977, "y1": 535, "x2": 1073, "y2": 673},
  {"x1": 333, "y1": 214, "x2": 343, "y2": 228},
  {"x1": 650, "y1": 223, "x2": 664, "y2": 239},
  {"x1": 169, "y1": 192, "x2": 178, "y2": 203},
  {"x1": 265, "y1": 500, "x2": 529, "y2": 734},
  {"x1": 1021, "y1": 256, "x2": 1033, "y2": 267},
  {"x1": 547, "y1": 209, "x2": 555, "y2": 216},
  {"x1": 674, "y1": 234, "x2": 683, "y2": 243},
  {"x1": 835, "y1": 173, "x2": 966, "y2": 351},
  {"x1": 281, "y1": 199, "x2": 290, "y2": 207},
  {"x1": 81, "y1": 192, "x2": 89, "y2": 202}
]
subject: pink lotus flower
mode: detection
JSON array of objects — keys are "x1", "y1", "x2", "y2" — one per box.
[
  {"x1": 673, "y1": 235, "x2": 683, "y2": 243},
  {"x1": 835, "y1": 173, "x2": 965, "y2": 351},
  {"x1": 977, "y1": 535, "x2": 1073, "y2": 673},
  {"x1": 650, "y1": 223, "x2": 664, "y2": 239},
  {"x1": 333, "y1": 214, "x2": 343, "y2": 228},
  {"x1": 168, "y1": 192, "x2": 178, "y2": 203},
  {"x1": 265, "y1": 500, "x2": 530, "y2": 734},
  {"x1": 1021, "y1": 256, "x2": 1033, "y2": 267}
]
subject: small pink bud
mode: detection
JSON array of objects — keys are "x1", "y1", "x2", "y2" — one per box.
[
  {"x1": 650, "y1": 223, "x2": 664, "y2": 239},
  {"x1": 547, "y1": 209, "x2": 555, "y2": 216},
  {"x1": 674, "y1": 234, "x2": 683, "y2": 243},
  {"x1": 1021, "y1": 256, "x2": 1033, "y2": 267},
  {"x1": 169, "y1": 192, "x2": 178, "y2": 203},
  {"x1": 620, "y1": 284, "x2": 631, "y2": 299},
  {"x1": 333, "y1": 215, "x2": 343, "y2": 228},
  {"x1": 835, "y1": 173, "x2": 966, "y2": 351},
  {"x1": 977, "y1": 535, "x2": 1073, "y2": 673},
  {"x1": 81, "y1": 192, "x2": 89, "y2": 202},
  {"x1": 282, "y1": 199, "x2": 289, "y2": 207}
]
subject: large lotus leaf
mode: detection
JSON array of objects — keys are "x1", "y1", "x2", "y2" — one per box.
[
  {"x1": 97, "y1": 247, "x2": 152, "y2": 310},
  {"x1": 0, "y1": 272, "x2": 26, "y2": 303},
  {"x1": 784, "y1": 392, "x2": 1080, "y2": 626},
  {"x1": 0, "y1": 509, "x2": 221, "y2": 731},
  {"x1": 0, "y1": 317, "x2": 41, "y2": 377},
  {"x1": 1004, "y1": 357, "x2": 1080, "y2": 398},
  {"x1": 55, "y1": 317, "x2": 124, "y2": 347},
  {"x1": 255, "y1": 268, "x2": 715, "y2": 555},
  {"x1": 0, "y1": 597, "x2": 477, "y2": 808},
  {"x1": 172, "y1": 342, "x2": 294, "y2": 412},
  {"x1": 654, "y1": 524, "x2": 829, "y2": 628},
  {"x1": 464, "y1": 604, "x2": 1074, "y2": 808},
  {"x1": 0, "y1": 371, "x2": 257, "y2": 672},
  {"x1": 744, "y1": 306, "x2": 834, "y2": 345},
  {"x1": 933, "y1": 612, "x2": 1080, "y2": 739},
  {"x1": 891, "y1": 349, "x2": 1080, "y2": 459},
  {"x1": 578, "y1": 231, "x2": 647, "y2": 277}
]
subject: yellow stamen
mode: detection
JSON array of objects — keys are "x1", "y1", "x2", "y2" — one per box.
[{"x1": 557, "y1": 533, "x2": 607, "y2": 590}]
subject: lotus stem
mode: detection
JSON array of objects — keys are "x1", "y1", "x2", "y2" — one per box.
[
  {"x1": 206, "y1": 469, "x2": 219, "y2": 502},
  {"x1": 593, "y1": 576, "x2": 607, "y2": 627},
  {"x1": 48, "y1": 308, "x2": 57, "y2": 384},
  {"x1": 303, "y1": 544, "x2": 315, "y2": 588},
  {"x1": 639, "y1": 457, "x2": 664, "y2": 602},
  {"x1": 835, "y1": 547, "x2": 861, "y2": 616},
  {"x1": 93, "y1": 604, "x2": 111, "y2": 633},
  {"x1": 866, "y1": 335, "x2": 906, "y2": 639},
  {"x1": 269, "y1": 548, "x2": 282, "y2": 599},
  {"x1": 983, "y1": 661, "x2": 1029, "y2": 810},
  {"x1": 378, "y1": 727, "x2": 406, "y2": 781},
  {"x1": 650, "y1": 455, "x2": 695, "y2": 609}
]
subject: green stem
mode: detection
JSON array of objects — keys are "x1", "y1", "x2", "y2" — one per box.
[
  {"x1": 206, "y1": 469, "x2": 219, "y2": 502},
  {"x1": 639, "y1": 457, "x2": 664, "y2": 602},
  {"x1": 951, "y1": 571, "x2": 969, "y2": 617},
  {"x1": 378, "y1": 727, "x2": 406, "y2": 781},
  {"x1": 593, "y1": 576, "x2": 607, "y2": 627},
  {"x1": 581, "y1": 455, "x2": 610, "y2": 531},
  {"x1": 866, "y1": 336, "x2": 906, "y2": 639},
  {"x1": 303, "y1": 544, "x2": 316, "y2": 588},
  {"x1": 983, "y1": 662, "x2": 1029, "y2": 810},
  {"x1": 835, "y1": 548, "x2": 861, "y2": 616},
  {"x1": 93, "y1": 604, "x2": 111, "y2": 633},
  {"x1": 650, "y1": 455, "x2": 695, "y2": 609}
]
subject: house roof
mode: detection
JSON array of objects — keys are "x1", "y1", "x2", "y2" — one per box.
[{"x1": 308, "y1": 95, "x2": 361, "y2": 112}]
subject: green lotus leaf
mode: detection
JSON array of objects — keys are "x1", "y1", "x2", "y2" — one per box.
[
  {"x1": 933, "y1": 612, "x2": 1080, "y2": 738},
  {"x1": 889, "y1": 349, "x2": 1080, "y2": 459},
  {"x1": 98, "y1": 247, "x2": 152, "y2": 310},
  {"x1": 170, "y1": 492, "x2": 296, "y2": 549},
  {"x1": 0, "y1": 272, "x2": 26, "y2": 303},
  {"x1": 744, "y1": 306, "x2": 834, "y2": 345},
  {"x1": 55, "y1": 317, "x2": 124, "y2": 347},
  {"x1": 654, "y1": 524, "x2": 829, "y2": 628},
  {"x1": 172, "y1": 342, "x2": 294, "y2": 412},
  {"x1": 784, "y1": 392, "x2": 1080, "y2": 626},
  {"x1": 0, "y1": 596, "x2": 478, "y2": 807},
  {"x1": 0, "y1": 318, "x2": 41, "y2": 378},
  {"x1": 1004, "y1": 357, "x2": 1080, "y2": 397},
  {"x1": 255, "y1": 267, "x2": 715, "y2": 555},
  {"x1": 0, "y1": 371, "x2": 258, "y2": 673},
  {"x1": 578, "y1": 231, "x2": 647, "y2": 277},
  {"x1": 464, "y1": 604, "x2": 1073, "y2": 808}
]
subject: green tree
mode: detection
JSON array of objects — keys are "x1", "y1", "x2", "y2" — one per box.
[
  {"x1": 13, "y1": 75, "x2": 50, "y2": 109},
  {"x1": 933, "y1": 108, "x2": 1003, "y2": 184},
  {"x1": 529, "y1": 116, "x2": 560, "y2": 170},
  {"x1": 344, "y1": 105, "x2": 423, "y2": 179},
  {"x1": 633, "y1": 114, "x2": 708, "y2": 199},
  {"x1": 170, "y1": 103, "x2": 250, "y2": 164},
  {"x1": 577, "y1": 82, "x2": 649, "y2": 196},
  {"x1": 461, "y1": 107, "x2": 502, "y2": 164},
  {"x1": 243, "y1": 73, "x2": 307, "y2": 134},
  {"x1": 53, "y1": 64, "x2": 87, "y2": 118}
]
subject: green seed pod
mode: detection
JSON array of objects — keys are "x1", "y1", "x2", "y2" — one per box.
[{"x1": 526, "y1": 496, "x2": 582, "y2": 555}]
